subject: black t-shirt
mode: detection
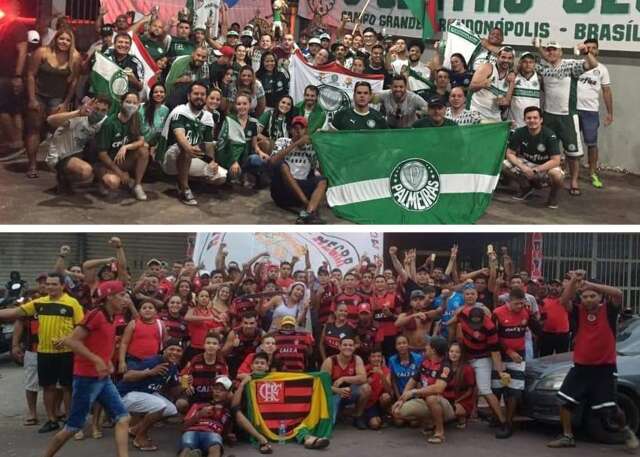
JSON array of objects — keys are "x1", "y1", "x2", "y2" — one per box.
[
  {"x1": 257, "y1": 70, "x2": 289, "y2": 108},
  {"x1": 365, "y1": 65, "x2": 392, "y2": 89},
  {"x1": 508, "y1": 126, "x2": 560, "y2": 165},
  {"x1": 0, "y1": 20, "x2": 28, "y2": 77}
]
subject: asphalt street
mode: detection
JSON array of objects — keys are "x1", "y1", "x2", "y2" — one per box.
[{"x1": 0, "y1": 355, "x2": 630, "y2": 457}]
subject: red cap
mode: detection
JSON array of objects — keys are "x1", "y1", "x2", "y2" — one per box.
[
  {"x1": 291, "y1": 116, "x2": 308, "y2": 128},
  {"x1": 358, "y1": 303, "x2": 371, "y2": 314},
  {"x1": 219, "y1": 45, "x2": 234, "y2": 59},
  {"x1": 96, "y1": 280, "x2": 125, "y2": 301}
]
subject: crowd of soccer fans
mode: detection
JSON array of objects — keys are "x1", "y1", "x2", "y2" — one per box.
[
  {"x1": 0, "y1": 236, "x2": 638, "y2": 457},
  {"x1": 0, "y1": 0, "x2": 615, "y2": 220}
]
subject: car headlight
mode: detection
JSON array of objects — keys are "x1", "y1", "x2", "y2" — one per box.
[{"x1": 536, "y1": 371, "x2": 567, "y2": 391}]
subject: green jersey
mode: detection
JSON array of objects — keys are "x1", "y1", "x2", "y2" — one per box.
[
  {"x1": 95, "y1": 114, "x2": 133, "y2": 158},
  {"x1": 168, "y1": 36, "x2": 195, "y2": 59},
  {"x1": 330, "y1": 108, "x2": 388, "y2": 131},
  {"x1": 166, "y1": 106, "x2": 215, "y2": 149},
  {"x1": 412, "y1": 117, "x2": 458, "y2": 128},
  {"x1": 140, "y1": 35, "x2": 167, "y2": 61},
  {"x1": 507, "y1": 126, "x2": 560, "y2": 165}
]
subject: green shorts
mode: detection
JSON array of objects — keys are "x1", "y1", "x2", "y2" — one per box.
[{"x1": 543, "y1": 112, "x2": 583, "y2": 158}]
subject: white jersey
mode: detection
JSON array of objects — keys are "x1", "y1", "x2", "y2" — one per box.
[
  {"x1": 509, "y1": 72, "x2": 541, "y2": 129},
  {"x1": 390, "y1": 57, "x2": 409, "y2": 76},
  {"x1": 407, "y1": 61, "x2": 431, "y2": 92},
  {"x1": 536, "y1": 59, "x2": 585, "y2": 115},
  {"x1": 190, "y1": 0, "x2": 221, "y2": 36},
  {"x1": 472, "y1": 49, "x2": 497, "y2": 71},
  {"x1": 470, "y1": 63, "x2": 509, "y2": 122},
  {"x1": 577, "y1": 64, "x2": 610, "y2": 112},
  {"x1": 445, "y1": 107, "x2": 481, "y2": 126}
]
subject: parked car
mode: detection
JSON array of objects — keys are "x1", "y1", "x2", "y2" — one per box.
[{"x1": 522, "y1": 316, "x2": 640, "y2": 443}]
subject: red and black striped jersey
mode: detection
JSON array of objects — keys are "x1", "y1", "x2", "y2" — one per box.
[
  {"x1": 184, "y1": 402, "x2": 230, "y2": 434},
  {"x1": 458, "y1": 306, "x2": 499, "y2": 360},
  {"x1": 161, "y1": 313, "x2": 189, "y2": 343},
  {"x1": 493, "y1": 304, "x2": 531, "y2": 359},
  {"x1": 323, "y1": 322, "x2": 356, "y2": 357},
  {"x1": 230, "y1": 297, "x2": 260, "y2": 327},
  {"x1": 228, "y1": 326, "x2": 264, "y2": 361},
  {"x1": 317, "y1": 283, "x2": 338, "y2": 326},
  {"x1": 273, "y1": 331, "x2": 314, "y2": 372},
  {"x1": 355, "y1": 321, "x2": 378, "y2": 362},
  {"x1": 413, "y1": 358, "x2": 451, "y2": 387},
  {"x1": 181, "y1": 354, "x2": 229, "y2": 403},
  {"x1": 333, "y1": 292, "x2": 365, "y2": 325}
]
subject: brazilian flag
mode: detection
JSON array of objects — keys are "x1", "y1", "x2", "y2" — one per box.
[{"x1": 245, "y1": 372, "x2": 334, "y2": 443}]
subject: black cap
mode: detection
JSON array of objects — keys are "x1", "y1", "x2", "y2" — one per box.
[
  {"x1": 428, "y1": 95, "x2": 447, "y2": 107},
  {"x1": 549, "y1": 278, "x2": 562, "y2": 285},
  {"x1": 410, "y1": 289, "x2": 426, "y2": 299},
  {"x1": 100, "y1": 24, "x2": 114, "y2": 36},
  {"x1": 165, "y1": 338, "x2": 183, "y2": 349},
  {"x1": 468, "y1": 306, "x2": 486, "y2": 330}
]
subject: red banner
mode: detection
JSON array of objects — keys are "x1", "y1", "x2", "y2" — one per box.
[{"x1": 524, "y1": 233, "x2": 543, "y2": 281}]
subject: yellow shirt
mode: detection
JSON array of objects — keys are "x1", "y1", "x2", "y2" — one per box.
[{"x1": 20, "y1": 293, "x2": 84, "y2": 354}]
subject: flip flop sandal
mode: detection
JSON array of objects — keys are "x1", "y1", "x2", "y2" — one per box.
[
  {"x1": 133, "y1": 440, "x2": 158, "y2": 452},
  {"x1": 569, "y1": 187, "x2": 582, "y2": 196},
  {"x1": 304, "y1": 437, "x2": 330, "y2": 449},
  {"x1": 427, "y1": 435, "x2": 445, "y2": 444},
  {"x1": 23, "y1": 418, "x2": 39, "y2": 426},
  {"x1": 258, "y1": 442, "x2": 273, "y2": 454},
  {"x1": 92, "y1": 430, "x2": 104, "y2": 439}
]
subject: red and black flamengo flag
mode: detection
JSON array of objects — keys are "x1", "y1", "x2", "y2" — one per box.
[{"x1": 254, "y1": 377, "x2": 314, "y2": 434}]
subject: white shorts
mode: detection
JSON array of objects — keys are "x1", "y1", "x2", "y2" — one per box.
[
  {"x1": 24, "y1": 350, "x2": 39, "y2": 392},
  {"x1": 470, "y1": 357, "x2": 493, "y2": 396},
  {"x1": 161, "y1": 144, "x2": 228, "y2": 185},
  {"x1": 122, "y1": 391, "x2": 177, "y2": 417}
]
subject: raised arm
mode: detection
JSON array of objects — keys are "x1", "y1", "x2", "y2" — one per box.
[{"x1": 388, "y1": 246, "x2": 408, "y2": 283}]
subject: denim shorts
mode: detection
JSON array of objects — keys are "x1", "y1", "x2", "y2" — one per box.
[
  {"x1": 181, "y1": 431, "x2": 223, "y2": 453},
  {"x1": 332, "y1": 384, "x2": 362, "y2": 424},
  {"x1": 64, "y1": 376, "x2": 129, "y2": 432},
  {"x1": 578, "y1": 110, "x2": 600, "y2": 146}
]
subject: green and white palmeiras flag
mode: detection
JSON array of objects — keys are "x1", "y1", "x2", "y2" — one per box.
[
  {"x1": 313, "y1": 123, "x2": 510, "y2": 225},
  {"x1": 441, "y1": 20, "x2": 482, "y2": 70},
  {"x1": 91, "y1": 52, "x2": 130, "y2": 108}
]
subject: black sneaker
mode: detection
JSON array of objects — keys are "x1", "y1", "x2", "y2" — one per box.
[
  {"x1": 495, "y1": 422, "x2": 513, "y2": 439},
  {"x1": 38, "y1": 420, "x2": 60, "y2": 434},
  {"x1": 296, "y1": 210, "x2": 310, "y2": 224},
  {"x1": 512, "y1": 186, "x2": 534, "y2": 201},
  {"x1": 306, "y1": 211, "x2": 326, "y2": 225},
  {"x1": 547, "y1": 434, "x2": 576, "y2": 448},
  {"x1": 547, "y1": 187, "x2": 559, "y2": 209},
  {"x1": 353, "y1": 416, "x2": 368, "y2": 430}
]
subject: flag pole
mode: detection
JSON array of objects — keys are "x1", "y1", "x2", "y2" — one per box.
[{"x1": 351, "y1": 0, "x2": 372, "y2": 36}]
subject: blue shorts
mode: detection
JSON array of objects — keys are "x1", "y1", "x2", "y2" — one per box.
[
  {"x1": 65, "y1": 376, "x2": 129, "y2": 432},
  {"x1": 331, "y1": 384, "x2": 361, "y2": 424},
  {"x1": 181, "y1": 431, "x2": 223, "y2": 453},
  {"x1": 578, "y1": 110, "x2": 600, "y2": 146}
]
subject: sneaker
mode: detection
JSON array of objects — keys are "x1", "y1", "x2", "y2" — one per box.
[
  {"x1": 495, "y1": 422, "x2": 513, "y2": 439},
  {"x1": 38, "y1": 420, "x2": 60, "y2": 434},
  {"x1": 353, "y1": 416, "x2": 368, "y2": 430},
  {"x1": 547, "y1": 187, "x2": 559, "y2": 209},
  {"x1": 306, "y1": 211, "x2": 326, "y2": 225},
  {"x1": 132, "y1": 184, "x2": 147, "y2": 201},
  {"x1": 547, "y1": 434, "x2": 576, "y2": 448},
  {"x1": 179, "y1": 188, "x2": 198, "y2": 206},
  {"x1": 512, "y1": 186, "x2": 534, "y2": 201},
  {"x1": 624, "y1": 426, "x2": 639, "y2": 452},
  {"x1": 591, "y1": 173, "x2": 603, "y2": 188},
  {"x1": 296, "y1": 210, "x2": 310, "y2": 224}
]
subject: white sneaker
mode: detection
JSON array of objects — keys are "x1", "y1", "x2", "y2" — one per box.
[
  {"x1": 625, "y1": 426, "x2": 639, "y2": 452},
  {"x1": 179, "y1": 188, "x2": 198, "y2": 206},
  {"x1": 132, "y1": 184, "x2": 147, "y2": 201}
]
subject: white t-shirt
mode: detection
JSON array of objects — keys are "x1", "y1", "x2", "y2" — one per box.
[
  {"x1": 577, "y1": 64, "x2": 611, "y2": 112},
  {"x1": 537, "y1": 59, "x2": 585, "y2": 115},
  {"x1": 407, "y1": 62, "x2": 432, "y2": 92},
  {"x1": 50, "y1": 117, "x2": 102, "y2": 159},
  {"x1": 509, "y1": 72, "x2": 541, "y2": 129},
  {"x1": 470, "y1": 63, "x2": 509, "y2": 122},
  {"x1": 273, "y1": 138, "x2": 317, "y2": 180},
  {"x1": 390, "y1": 57, "x2": 409, "y2": 76}
]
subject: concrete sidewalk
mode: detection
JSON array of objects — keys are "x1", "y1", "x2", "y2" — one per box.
[{"x1": 1, "y1": 154, "x2": 638, "y2": 225}]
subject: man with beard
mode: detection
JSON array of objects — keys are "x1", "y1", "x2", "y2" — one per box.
[
  {"x1": 139, "y1": 19, "x2": 170, "y2": 63},
  {"x1": 509, "y1": 51, "x2": 541, "y2": 129},
  {"x1": 375, "y1": 75, "x2": 427, "y2": 128},
  {"x1": 386, "y1": 38, "x2": 409, "y2": 76},
  {"x1": 166, "y1": 46, "x2": 210, "y2": 108},
  {"x1": 157, "y1": 82, "x2": 226, "y2": 206},
  {"x1": 221, "y1": 311, "x2": 264, "y2": 377},
  {"x1": 538, "y1": 278, "x2": 570, "y2": 356},
  {"x1": 292, "y1": 85, "x2": 327, "y2": 133},
  {"x1": 547, "y1": 273, "x2": 637, "y2": 451},
  {"x1": 274, "y1": 33, "x2": 296, "y2": 62},
  {"x1": 405, "y1": 41, "x2": 432, "y2": 93},
  {"x1": 470, "y1": 47, "x2": 516, "y2": 122},
  {"x1": 330, "y1": 82, "x2": 388, "y2": 130}
]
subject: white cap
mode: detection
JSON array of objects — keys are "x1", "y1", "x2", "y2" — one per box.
[
  {"x1": 308, "y1": 37, "x2": 321, "y2": 45},
  {"x1": 215, "y1": 375, "x2": 233, "y2": 391},
  {"x1": 28, "y1": 30, "x2": 40, "y2": 44}
]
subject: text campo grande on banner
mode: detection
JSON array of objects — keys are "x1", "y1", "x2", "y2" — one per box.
[{"x1": 298, "y1": 0, "x2": 640, "y2": 52}]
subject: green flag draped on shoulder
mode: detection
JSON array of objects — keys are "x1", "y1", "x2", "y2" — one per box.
[
  {"x1": 244, "y1": 371, "x2": 333, "y2": 443},
  {"x1": 164, "y1": 55, "x2": 192, "y2": 99},
  {"x1": 313, "y1": 123, "x2": 510, "y2": 225},
  {"x1": 404, "y1": 0, "x2": 438, "y2": 40}
]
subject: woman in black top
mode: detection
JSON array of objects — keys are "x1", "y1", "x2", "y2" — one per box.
[{"x1": 256, "y1": 51, "x2": 289, "y2": 109}]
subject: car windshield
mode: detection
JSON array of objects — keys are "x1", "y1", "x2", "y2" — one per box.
[{"x1": 617, "y1": 318, "x2": 640, "y2": 356}]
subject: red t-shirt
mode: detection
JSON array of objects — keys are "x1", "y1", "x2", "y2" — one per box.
[
  {"x1": 540, "y1": 297, "x2": 570, "y2": 333},
  {"x1": 188, "y1": 308, "x2": 222, "y2": 349},
  {"x1": 333, "y1": 292, "x2": 364, "y2": 324},
  {"x1": 443, "y1": 364, "x2": 476, "y2": 415},
  {"x1": 370, "y1": 291, "x2": 399, "y2": 339},
  {"x1": 276, "y1": 277, "x2": 294, "y2": 290},
  {"x1": 184, "y1": 402, "x2": 230, "y2": 434},
  {"x1": 74, "y1": 308, "x2": 116, "y2": 378},
  {"x1": 492, "y1": 304, "x2": 531, "y2": 359},
  {"x1": 573, "y1": 302, "x2": 617, "y2": 366},
  {"x1": 366, "y1": 365, "x2": 390, "y2": 407}
]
